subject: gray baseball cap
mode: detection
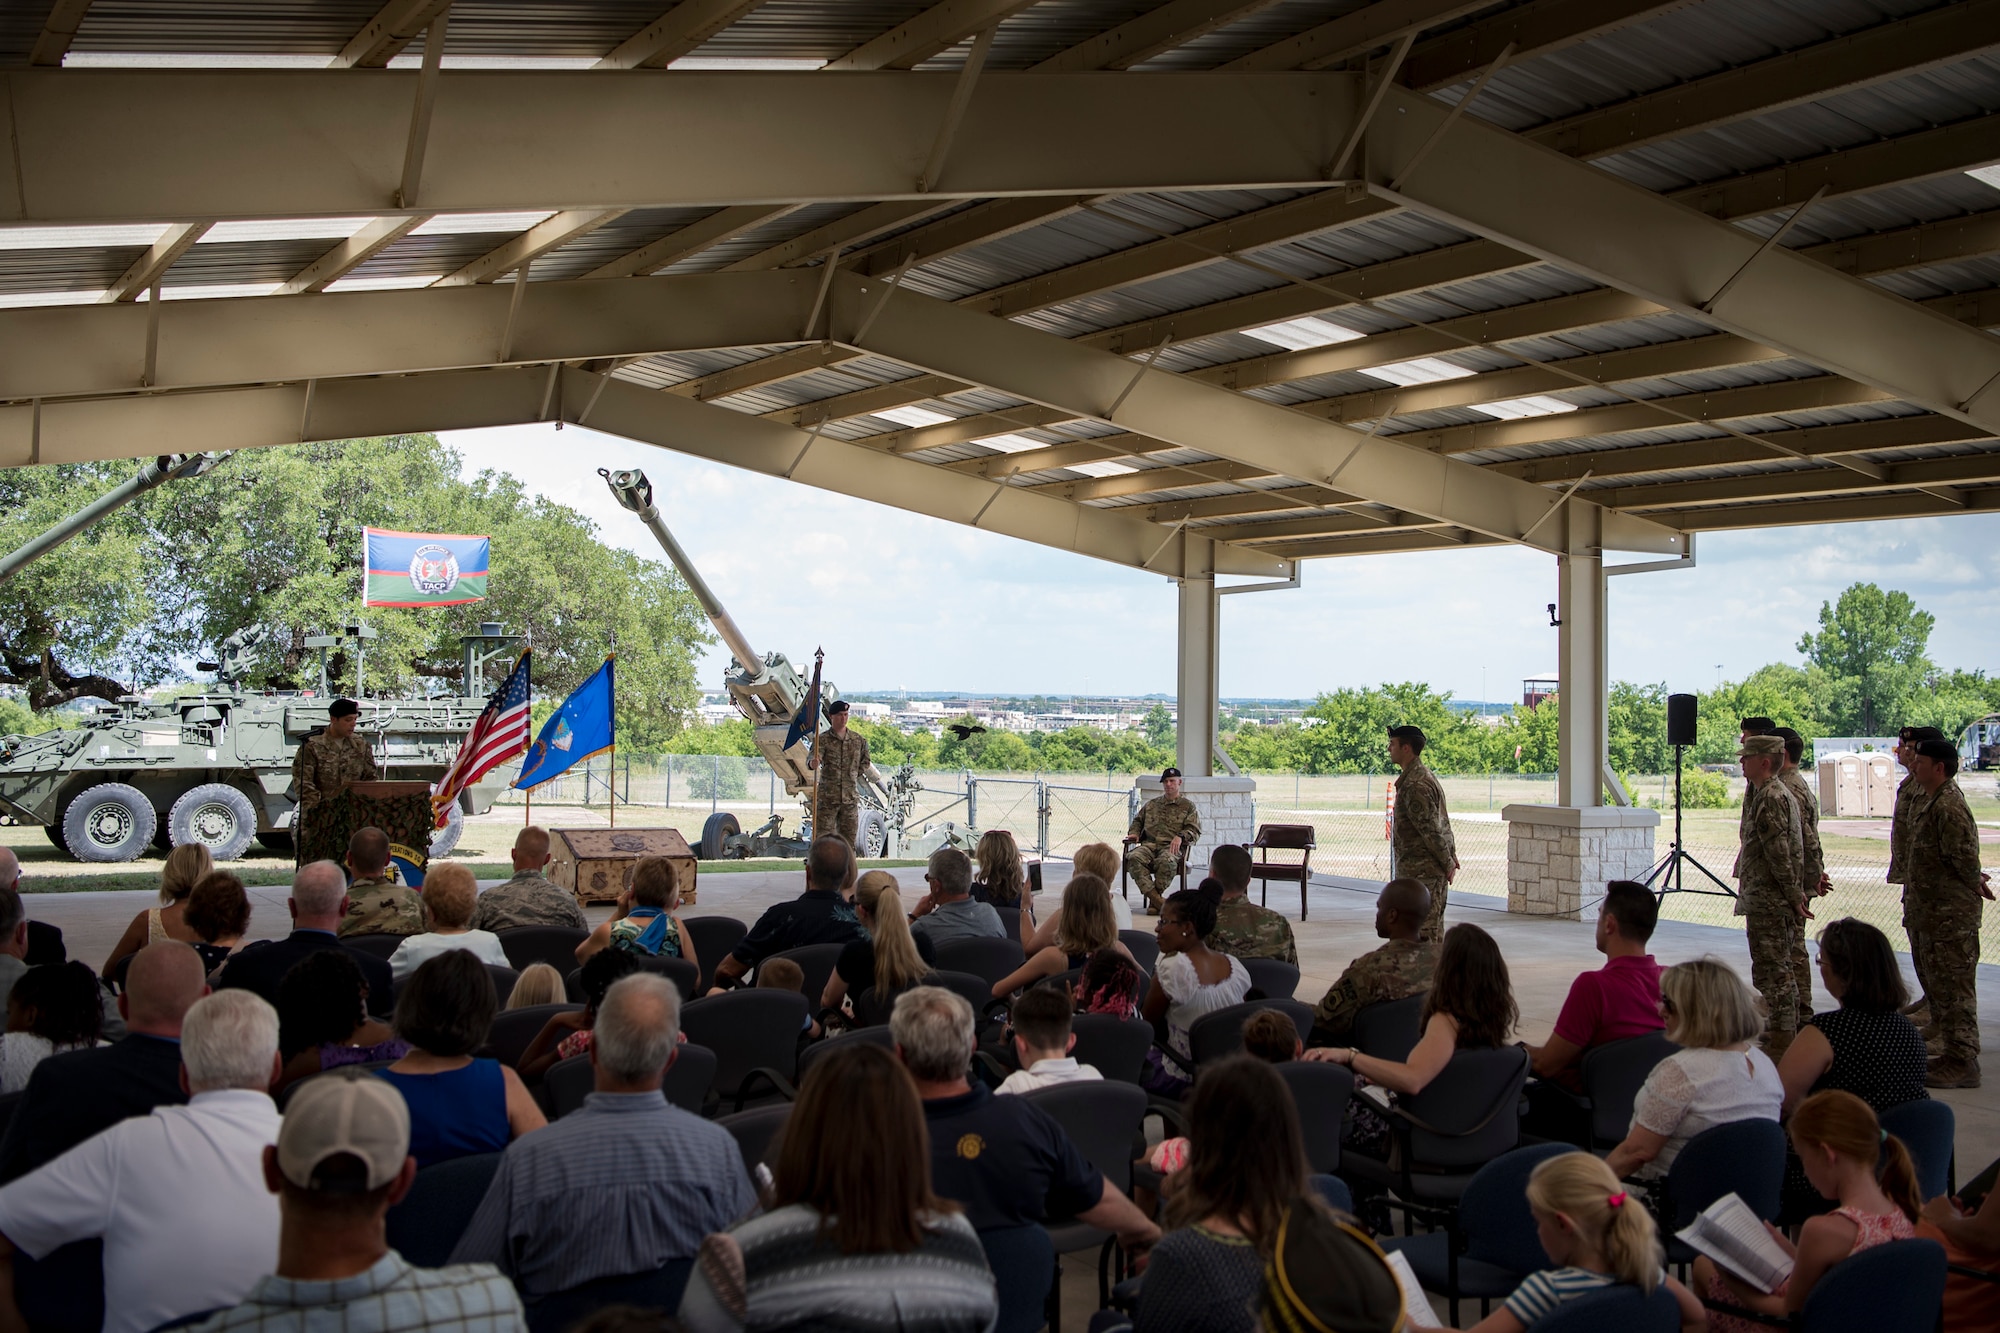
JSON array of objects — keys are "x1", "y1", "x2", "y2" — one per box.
[{"x1": 277, "y1": 1073, "x2": 410, "y2": 1192}]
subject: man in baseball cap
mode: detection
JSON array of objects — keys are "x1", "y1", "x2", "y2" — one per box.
[{"x1": 201, "y1": 1075, "x2": 521, "y2": 1328}]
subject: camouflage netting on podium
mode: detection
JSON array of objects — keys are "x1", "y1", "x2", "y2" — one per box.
[{"x1": 297, "y1": 789, "x2": 434, "y2": 869}]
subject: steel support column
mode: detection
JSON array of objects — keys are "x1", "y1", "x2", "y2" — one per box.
[
  {"x1": 1177, "y1": 535, "x2": 1220, "y2": 777},
  {"x1": 1555, "y1": 501, "x2": 1606, "y2": 808}
]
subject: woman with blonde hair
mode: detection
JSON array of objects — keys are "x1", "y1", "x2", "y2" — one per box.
[
  {"x1": 102, "y1": 842, "x2": 213, "y2": 980},
  {"x1": 1606, "y1": 956, "x2": 1782, "y2": 1181},
  {"x1": 972, "y1": 829, "x2": 1027, "y2": 907},
  {"x1": 823, "y1": 871, "x2": 935, "y2": 1022},
  {"x1": 1025, "y1": 843, "x2": 1131, "y2": 952},
  {"x1": 1413, "y1": 1152, "x2": 1704, "y2": 1331},
  {"x1": 505, "y1": 962, "x2": 566, "y2": 1009},
  {"x1": 992, "y1": 872, "x2": 1135, "y2": 1000}
]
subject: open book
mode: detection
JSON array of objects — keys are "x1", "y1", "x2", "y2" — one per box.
[
  {"x1": 1675, "y1": 1193, "x2": 1794, "y2": 1293},
  {"x1": 1381, "y1": 1249, "x2": 1444, "y2": 1328}
]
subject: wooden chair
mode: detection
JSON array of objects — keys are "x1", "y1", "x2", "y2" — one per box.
[{"x1": 1248, "y1": 824, "x2": 1316, "y2": 919}]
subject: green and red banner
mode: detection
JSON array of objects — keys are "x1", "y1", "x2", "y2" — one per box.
[{"x1": 363, "y1": 527, "x2": 490, "y2": 607}]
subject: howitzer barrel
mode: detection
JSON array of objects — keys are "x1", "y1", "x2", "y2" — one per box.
[
  {"x1": 0, "y1": 453, "x2": 220, "y2": 584},
  {"x1": 599, "y1": 468, "x2": 762, "y2": 675}
]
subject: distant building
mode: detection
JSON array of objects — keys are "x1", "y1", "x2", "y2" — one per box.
[{"x1": 1523, "y1": 673, "x2": 1559, "y2": 709}]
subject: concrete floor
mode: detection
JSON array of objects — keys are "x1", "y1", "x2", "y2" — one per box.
[{"x1": 28, "y1": 862, "x2": 1998, "y2": 1330}]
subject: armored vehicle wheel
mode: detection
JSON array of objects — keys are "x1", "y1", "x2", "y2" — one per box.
[
  {"x1": 699, "y1": 811, "x2": 741, "y2": 861},
  {"x1": 43, "y1": 824, "x2": 69, "y2": 854},
  {"x1": 255, "y1": 831, "x2": 294, "y2": 853},
  {"x1": 429, "y1": 800, "x2": 465, "y2": 859},
  {"x1": 61, "y1": 783, "x2": 157, "y2": 863},
  {"x1": 856, "y1": 808, "x2": 889, "y2": 859},
  {"x1": 169, "y1": 784, "x2": 258, "y2": 862}
]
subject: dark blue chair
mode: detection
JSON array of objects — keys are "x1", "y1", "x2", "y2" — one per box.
[
  {"x1": 384, "y1": 1152, "x2": 503, "y2": 1267},
  {"x1": 482, "y1": 1002, "x2": 583, "y2": 1069},
  {"x1": 1663, "y1": 1118, "x2": 1787, "y2": 1267},
  {"x1": 1528, "y1": 1281, "x2": 1680, "y2": 1331},
  {"x1": 1878, "y1": 1098, "x2": 1955, "y2": 1202},
  {"x1": 1798, "y1": 1237, "x2": 1946, "y2": 1333},
  {"x1": 1242, "y1": 957, "x2": 1300, "y2": 1000},
  {"x1": 1310, "y1": 1174, "x2": 1354, "y2": 1214},
  {"x1": 1028, "y1": 1080, "x2": 1149, "y2": 1313},
  {"x1": 681, "y1": 915, "x2": 749, "y2": 989},
  {"x1": 935, "y1": 936, "x2": 1028, "y2": 989},
  {"x1": 1183, "y1": 998, "x2": 1316, "y2": 1069},
  {"x1": 1069, "y1": 1014, "x2": 1155, "y2": 1086},
  {"x1": 524, "y1": 1259, "x2": 696, "y2": 1333},
  {"x1": 1279, "y1": 1059, "x2": 1355, "y2": 1175},
  {"x1": 717, "y1": 1103, "x2": 791, "y2": 1176},
  {"x1": 1117, "y1": 930, "x2": 1159, "y2": 975},
  {"x1": 1352, "y1": 994, "x2": 1424, "y2": 1061},
  {"x1": 12, "y1": 1239, "x2": 102, "y2": 1333},
  {"x1": 981, "y1": 1224, "x2": 1057, "y2": 1333},
  {"x1": 680, "y1": 988, "x2": 809, "y2": 1111},
  {"x1": 1381, "y1": 1143, "x2": 1578, "y2": 1326}
]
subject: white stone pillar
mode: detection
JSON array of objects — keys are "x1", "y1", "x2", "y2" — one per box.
[
  {"x1": 1502, "y1": 805, "x2": 1660, "y2": 919},
  {"x1": 1177, "y1": 535, "x2": 1218, "y2": 778},
  {"x1": 1136, "y1": 773, "x2": 1256, "y2": 879},
  {"x1": 1557, "y1": 501, "x2": 1607, "y2": 809}
]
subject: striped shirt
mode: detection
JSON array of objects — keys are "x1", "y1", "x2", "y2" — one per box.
[
  {"x1": 449, "y1": 1090, "x2": 755, "y2": 1298},
  {"x1": 192, "y1": 1252, "x2": 522, "y2": 1332},
  {"x1": 1502, "y1": 1267, "x2": 1619, "y2": 1323}
]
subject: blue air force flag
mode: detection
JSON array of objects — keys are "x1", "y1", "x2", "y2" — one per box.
[{"x1": 514, "y1": 657, "x2": 615, "y2": 791}]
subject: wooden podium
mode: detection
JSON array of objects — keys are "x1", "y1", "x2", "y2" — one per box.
[
  {"x1": 549, "y1": 828, "x2": 698, "y2": 906},
  {"x1": 298, "y1": 781, "x2": 434, "y2": 872}
]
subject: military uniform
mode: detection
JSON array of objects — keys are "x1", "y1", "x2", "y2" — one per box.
[
  {"x1": 338, "y1": 874, "x2": 425, "y2": 938},
  {"x1": 1737, "y1": 772, "x2": 1806, "y2": 1052},
  {"x1": 1308, "y1": 937, "x2": 1440, "y2": 1046},
  {"x1": 1778, "y1": 765, "x2": 1825, "y2": 1025},
  {"x1": 1209, "y1": 894, "x2": 1298, "y2": 965},
  {"x1": 293, "y1": 731, "x2": 377, "y2": 867},
  {"x1": 1905, "y1": 777, "x2": 1984, "y2": 1073},
  {"x1": 815, "y1": 726, "x2": 871, "y2": 849},
  {"x1": 1888, "y1": 773, "x2": 1929, "y2": 1010},
  {"x1": 1125, "y1": 795, "x2": 1200, "y2": 910},
  {"x1": 468, "y1": 870, "x2": 588, "y2": 933},
  {"x1": 1392, "y1": 764, "x2": 1457, "y2": 943}
]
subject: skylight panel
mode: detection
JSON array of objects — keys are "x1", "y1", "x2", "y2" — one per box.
[
  {"x1": 1967, "y1": 165, "x2": 2000, "y2": 191},
  {"x1": 981, "y1": 435, "x2": 1046, "y2": 454},
  {"x1": 202, "y1": 218, "x2": 377, "y2": 244},
  {"x1": 66, "y1": 53, "x2": 328, "y2": 67},
  {"x1": 411, "y1": 212, "x2": 554, "y2": 236},
  {"x1": 139, "y1": 283, "x2": 283, "y2": 301},
  {"x1": 1242, "y1": 316, "x2": 1367, "y2": 352},
  {"x1": 1478, "y1": 396, "x2": 1577, "y2": 420},
  {"x1": 325, "y1": 274, "x2": 445, "y2": 292},
  {"x1": 1363, "y1": 357, "x2": 1477, "y2": 387},
  {"x1": 0, "y1": 290, "x2": 106, "y2": 309},
  {"x1": 669, "y1": 57, "x2": 829, "y2": 70},
  {"x1": 1068, "y1": 460, "x2": 1138, "y2": 477},
  {"x1": 874, "y1": 405, "x2": 954, "y2": 428},
  {"x1": 0, "y1": 224, "x2": 171, "y2": 251}
]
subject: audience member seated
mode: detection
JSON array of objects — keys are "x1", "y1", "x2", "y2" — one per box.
[
  {"x1": 1144, "y1": 889, "x2": 1251, "y2": 1094},
  {"x1": 912, "y1": 848, "x2": 1005, "y2": 946},
  {"x1": 992, "y1": 872, "x2": 1133, "y2": 1000},
  {"x1": 506, "y1": 963, "x2": 566, "y2": 1009},
  {"x1": 1778, "y1": 917, "x2": 1927, "y2": 1115},
  {"x1": 1026, "y1": 842, "x2": 1133, "y2": 941},
  {"x1": 892, "y1": 986, "x2": 1159, "y2": 1258},
  {"x1": 198, "y1": 1075, "x2": 523, "y2": 1332},
  {"x1": 756, "y1": 957, "x2": 822, "y2": 1040},
  {"x1": 0, "y1": 875, "x2": 33, "y2": 1011},
  {"x1": 1077, "y1": 945, "x2": 1145, "y2": 1021},
  {"x1": 375, "y1": 951, "x2": 543, "y2": 1168},
  {"x1": 1605, "y1": 957, "x2": 1781, "y2": 1183},
  {"x1": 452, "y1": 974, "x2": 755, "y2": 1301},
  {"x1": 185, "y1": 872, "x2": 253, "y2": 975},
  {"x1": 275, "y1": 950, "x2": 408, "y2": 1091},
  {"x1": 1305, "y1": 922, "x2": 1516, "y2": 1157},
  {"x1": 1696, "y1": 1090, "x2": 1917, "y2": 1332},
  {"x1": 1410, "y1": 1152, "x2": 1703, "y2": 1333},
  {"x1": 679, "y1": 1042, "x2": 998, "y2": 1333},
  {"x1": 336, "y1": 827, "x2": 424, "y2": 939},
  {"x1": 575, "y1": 856, "x2": 695, "y2": 971},
  {"x1": 973, "y1": 829, "x2": 1029, "y2": 908},
  {"x1": 101, "y1": 842, "x2": 212, "y2": 980},
  {"x1": 997, "y1": 985, "x2": 1101, "y2": 1094},
  {"x1": 1525, "y1": 880, "x2": 1665, "y2": 1090},
  {"x1": 1305, "y1": 878, "x2": 1437, "y2": 1047},
  {"x1": 823, "y1": 871, "x2": 935, "y2": 1016},
  {"x1": 1204, "y1": 845, "x2": 1298, "y2": 965},
  {"x1": 0, "y1": 960, "x2": 102, "y2": 1094},
  {"x1": 0, "y1": 941, "x2": 206, "y2": 1183},
  {"x1": 215, "y1": 861, "x2": 396, "y2": 1015},
  {"x1": 1241, "y1": 1008, "x2": 1301, "y2": 1064},
  {"x1": 1135, "y1": 1056, "x2": 1317, "y2": 1333},
  {"x1": 0, "y1": 990, "x2": 284, "y2": 1333},
  {"x1": 386, "y1": 864, "x2": 509, "y2": 981},
  {"x1": 1919, "y1": 1157, "x2": 2000, "y2": 1329},
  {"x1": 518, "y1": 948, "x2": 638, "y2": 1082},
  {"x1": 469, "y1": 825, "x2": 588, "y2": 933},
  {"x1": 708, "y1": 836, "x2": 869, "y2": 993},
  {"x1": 1255, "y1": 1196, "x2": 1405, "y2": 1333}
]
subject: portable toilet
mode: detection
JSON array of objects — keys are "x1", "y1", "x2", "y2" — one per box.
[
  {"x1": 1818, "y1": 753, "x2": 1865, "y2": 818},
  {"x1": 1861, "y1": 752, "x2": 1899, "y2": 817}
]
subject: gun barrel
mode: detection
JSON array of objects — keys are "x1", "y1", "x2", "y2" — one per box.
[
  {"x1": 0, "y1": 453, "x2": 217, "y2": 584},
  {"x1": 599, "y1": 468, "x2": 762, "y2": 674}
]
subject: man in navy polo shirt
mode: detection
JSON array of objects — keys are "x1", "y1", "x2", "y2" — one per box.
[
  {"x1": 892, "y1": 986, "x2": 1158, "y2": 1251},
  {"x1": 707, "y1": 836, "x2": 870, "y2": 993}
]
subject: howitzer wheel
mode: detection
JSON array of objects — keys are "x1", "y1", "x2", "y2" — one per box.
[
  {"x1": 169, "y1": 784, "x2": 257, "y2": 862},
  {"x1": 61, "y1": 783, "x2": 157, "y2": 863},
  {"x1": 699, "y1": 811, "x2": 741, "y2": 861},
  {"x1": 430, "y1": 799, "x2": 464, "y2": 859},
  {"x1": 856, "y1": 808, "x2": 888, "y2": 859}
]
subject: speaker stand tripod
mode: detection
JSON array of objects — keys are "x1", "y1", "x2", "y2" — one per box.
[{"x1": 1642, "y1": 743, "x2": 1736, "y2": 905}]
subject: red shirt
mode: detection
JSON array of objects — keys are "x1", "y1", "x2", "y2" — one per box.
[{"x1": 1552, "y1": 953, "x2": 1665, "y2": 1080}]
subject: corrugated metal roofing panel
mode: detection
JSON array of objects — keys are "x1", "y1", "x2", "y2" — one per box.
[
  {"x1": 679, "y1": 1, "x2": 941, "y2": 63},
  {"x1": 525, "y1": 206, "x2": 727, "y2": 280}
]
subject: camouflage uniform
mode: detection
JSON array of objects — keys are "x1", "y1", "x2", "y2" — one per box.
[
  {"x1": 1392, "y1": 764, "x2": 1457, "y2": 943},
  {"x1": 815, "y1": 727, "x2": 871, "y2": 849},
  {"x1": 1905, "y1": 778, "x2": 1984, "y2": 1069},
  {"x1": 1125, "y1": 795, "x2": 1200, "y2": 910},
  {"x1": 338, "y1": 874, "x2": 425, "y2": 938},
  {"x1": 1308, "y1": 937, "x2": 1440, "y2": 1046},
  {"x1": 293, "y1": 732, "x2": 377, "y2": 867},
  {"x1": 1888, "y1": 774, "x2": 1929, "y2": 1009},
  {"x1": 1737, "y1": 774, "x2": 1806, "y2": 1052},
  {"x1": 1209, "y1": 894, "x2": 1298, "y2": 965},
  {"x1": 1779, "y1": 765, "x2": 1825, "y2": 1025},
  {"x1": 468, "y1": 870, "x2": 588, "y2": 933}
]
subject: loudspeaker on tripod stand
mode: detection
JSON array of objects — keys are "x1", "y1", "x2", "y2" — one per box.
[{"x1": 1667, "y1": 693, "x2": 1697, "y2": 747}]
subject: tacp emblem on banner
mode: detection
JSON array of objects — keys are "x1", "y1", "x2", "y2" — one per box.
[
  {"x1": 408, "y1": 544, "x2": 461, "y2": 597},
  {"x1": 363, "y1": 527, "x2": 491, "y2": 607}
]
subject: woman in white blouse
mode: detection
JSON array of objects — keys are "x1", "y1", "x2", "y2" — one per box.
[{"x1": 1605, "y1": 956, "x2": 1782, "y2": 1181}]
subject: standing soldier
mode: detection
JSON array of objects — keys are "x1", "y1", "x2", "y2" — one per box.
[
  {"x1": 1888, "y1": 725, "x2": 1946, "y2": 1024},
  {"x1": 1905, "y1": 737, "x2": 1992, "y2": 1089},
  {"x1": 293, "y1": 699, "x2": 377, "y2": 867},
  {"x1": 1736, "y1": 734, "x2": 1808, "y2": 1055},
  {"x1": 808, "y1": 700, "x2": 870, "y2": 850},
  {"x1": 1125, "y1": 767, "x2": 1201, "y2": 915},
  {"x1": 1774, "y1": 727, "x2": 1831, "y2": 1025},
  {"x1": 1388, "y1": 725, "x2": 1457, "y2": 943},
  {"x1": 1730, "y1": 717, "x2": 1778, "y2": 881}
]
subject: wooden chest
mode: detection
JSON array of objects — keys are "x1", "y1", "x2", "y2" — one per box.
[{"x1": 548, "y1": 827, "x2": 698, "y2": 906}]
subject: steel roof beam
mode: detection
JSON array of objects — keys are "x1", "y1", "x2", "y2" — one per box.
[
  {"x1": 1224, "y1": 0, "x2": 1506, "y2": 73},
  {"x1": 1489, "y1": 414, "x2": 1991, "y2": 485},
  {"x1": 1403, "y1": 0, "x2": 1693, "y2": 92},
  {"x1": 721, "y1": 200, "x2": 959, "y2": 272},
  {"x1": 1595, "y1": 453, "x2": 2000, "y2": 511},
  {"x1": 1650, "y1": 487, "x2": 2000, "y2": 531},
  {"x1": 1264, "y1": 528, "x2": 1499, "y2": 556},
  {"x1": 332, "y1": 0, "x2": 453, "y2": 69},
  {"x1": 583, "y1": 205, "x2": 800, "y2": 280},
  {"x1": 593, "y1": 0, "x2": 774, "y2": 69},
  {"x1": 99, "y1": 221, "x2": 207, "y2": 302},
  {"x1": 277, "y1": 215, "x2": 428, "y2": 295},
  {"x1": 826, "y1": 0, "x2": 1043, "y2": 71},
  {"x1": 1033, "y1": 0, "x2": 1284, "y2": 71},
  {"x1": 29, "y1": 0, "x2": 93, "y2": 66},
  {"x1": 434, "y1": 209, "x2": 628, "y2": 286}
]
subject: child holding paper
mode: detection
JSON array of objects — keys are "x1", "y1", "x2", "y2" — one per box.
[
  {"x1": 1410, "y1": 1153, "x2": 1706, "y2": 1332},
  {"x1": 1695, "y1": 1090, "x2": 1919, "y2": 1330}
]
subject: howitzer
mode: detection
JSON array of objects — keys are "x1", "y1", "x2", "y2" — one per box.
[
  {"x1": 600, "y1": 467, "x2": 921, "y2": 859},
  {"x1": 0, "y1": 454, "x2": 223, "y2": 584}
]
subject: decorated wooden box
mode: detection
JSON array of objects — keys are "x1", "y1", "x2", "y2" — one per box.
[{"x1": 548, "y1": 827, "x2": 698, "y2": 906}]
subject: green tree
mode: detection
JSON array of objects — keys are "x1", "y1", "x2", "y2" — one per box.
[
  {"x1": 1142, "y1": 702, "x2": 1174, "y2": 749},
  {"x1": 1691, "y1": 664, "x2": 1822, "y2": 763},
  {"x1": 1904, "y1": 669, "x2": 2000, "y2": 742},
  {"x1": 1607, "y1": 682, "x2": 1670, "y2": 773},
  {"x1": 1294, "y1": 683, "x2": 1486, "y2": 774},
  {"x1": 1489, "y1": 697, "x2": 1560, "y2": 773},
  {"x1": 1797, "y1": 583, "x2": 1935, "y2": 734}
]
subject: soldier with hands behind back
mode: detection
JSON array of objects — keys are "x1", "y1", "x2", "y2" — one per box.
[
  {"x1": 1737, "y1": 733, "x2": 1808, "y2": 1057},
  {"x1": 808, "y1": 701, "x2": 870, "y2": 850},
  {"x1": 1905, "y1": 738, "x2": 1991, "y2": 1089}
]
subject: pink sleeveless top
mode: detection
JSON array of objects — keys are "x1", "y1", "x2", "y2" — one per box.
[{"x1": 1834, "y1": 1204, "x2": 1916, "y2": 1250}]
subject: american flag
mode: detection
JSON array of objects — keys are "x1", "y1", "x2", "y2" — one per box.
[{"x1": 432, "y1": 649, "x2": 532, "y2": 826}]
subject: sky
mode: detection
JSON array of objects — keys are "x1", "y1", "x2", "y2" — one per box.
[{"x1": 441, "y1": 423, "x2": 2000, "y2": 705}]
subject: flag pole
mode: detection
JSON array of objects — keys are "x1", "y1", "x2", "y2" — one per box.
[
  {"x1": 808, "y1": 646, "x2": 824, "y2": 844},
  {"x1": 606, "y1": 649, "x2": 617, "y2": 830}
]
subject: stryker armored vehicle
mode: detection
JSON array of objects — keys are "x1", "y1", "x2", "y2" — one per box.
[{"x1": 601, "y1": 467, "x2": 933, "y2": 860}]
